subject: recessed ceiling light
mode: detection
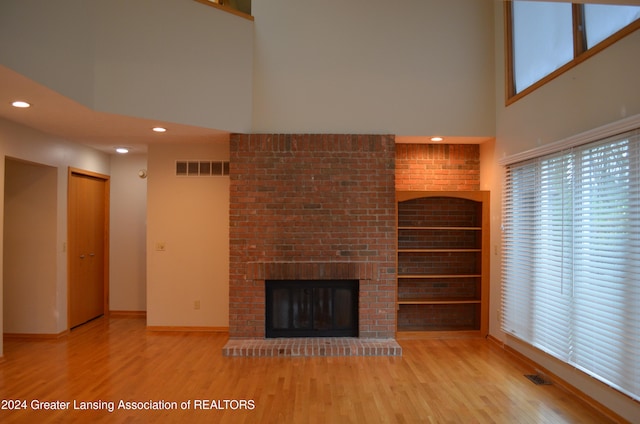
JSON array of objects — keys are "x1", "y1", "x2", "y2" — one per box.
[
  {"x1": 12, "y1": 101, "x2": 31, "y2": 108},
  {"x1": 152, "y1": 127, "x2": 167, "y2": 133},
  {"x1": 116, "y1": 147, "x2": 129, "y2": 154},
  {"x1": 430, "y1": 136, "x2": 444, "y2": 142}
]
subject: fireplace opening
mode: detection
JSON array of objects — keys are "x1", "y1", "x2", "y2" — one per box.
[{"x1": 265, "y1": 280, "x2": 359, "y2": 338}]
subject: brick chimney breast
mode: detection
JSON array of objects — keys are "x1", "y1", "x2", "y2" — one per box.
[{"x1": 229, "y1": 134, "x2": 397, "y2": 339}]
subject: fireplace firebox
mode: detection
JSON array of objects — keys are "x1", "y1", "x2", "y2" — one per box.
[{"x1": 265, "y1": 280, "x2": 359, "y2": 338}]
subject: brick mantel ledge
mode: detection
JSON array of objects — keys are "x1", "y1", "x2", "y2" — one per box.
[{"x1": 246, "y1": 262, "x2": 378, "y2": 281}]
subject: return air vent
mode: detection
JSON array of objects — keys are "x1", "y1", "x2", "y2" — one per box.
[
  {"x1": 176, "y1": 161, "x2": 230, "y2": 177},
  {"x1": 524, "y1": 374, "x2": 551, "y2": 385}
]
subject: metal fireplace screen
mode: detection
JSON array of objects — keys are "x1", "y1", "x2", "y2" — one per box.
[{"x1": 265, "y1": 280, "x2": 359, "y2": 338}]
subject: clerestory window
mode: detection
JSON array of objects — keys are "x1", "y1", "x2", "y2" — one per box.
[{"x1": 505, "y1": 1, "x2": 640, "y2": 104}]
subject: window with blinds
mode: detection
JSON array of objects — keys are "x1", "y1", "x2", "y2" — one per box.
[{"x1": 502, "y1": 129, "x2": 640, "y2": 401}]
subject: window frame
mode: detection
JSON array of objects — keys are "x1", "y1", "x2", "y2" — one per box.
[{"x1": 504, "y1": 1, "x2": 640, "y2": 105}]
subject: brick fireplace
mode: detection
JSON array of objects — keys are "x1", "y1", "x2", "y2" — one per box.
[{"x1": 223, "y1": 134, "x2": 399, "y2": 356}]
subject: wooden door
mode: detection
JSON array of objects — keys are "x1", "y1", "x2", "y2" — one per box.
[{"x1": 68, "y1": 168, "x2": 109, "y2": 329}]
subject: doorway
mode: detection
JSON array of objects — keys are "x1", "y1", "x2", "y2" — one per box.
[
  {"x1": 68, "y1": 168, "x2": 110, "y2": 329},
  {"x1": 3, "y1": 158, "x2": 58, "y2": 334}
]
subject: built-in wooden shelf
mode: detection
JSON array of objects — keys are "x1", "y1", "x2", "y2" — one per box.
[
  {"x1": 396, "y1": 330, "x2": 483, "y2": 340},
  {"x1": 396, "y1": 191, "x2": 490, "y2": 338},
  {"x1": 398, "y1": 274, "x2": 482, "y2": 279},
  {"x1": 398, "y1": 248, "x2": 481, "y2": 253},
  {"x1": 398, "y1": 226, "x2": 482, "y2": 230},
  {"x1": 397, "y1": 298, "x2": 481, "y2": 305}
]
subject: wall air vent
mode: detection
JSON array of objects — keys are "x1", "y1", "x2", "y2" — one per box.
[{"x1": 176, "y1": 161, "x2": 230, "y2": 177}]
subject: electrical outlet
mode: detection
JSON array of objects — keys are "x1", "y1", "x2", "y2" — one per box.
[{"x1": 194, "y1": 300, "x2": 200, "y2": 310}]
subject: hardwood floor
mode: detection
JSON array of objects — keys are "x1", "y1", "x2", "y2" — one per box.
[{"x1": 0, "y1": 316, "x2": 619, "y2": 423}]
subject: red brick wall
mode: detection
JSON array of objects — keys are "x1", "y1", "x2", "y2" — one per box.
[
  {"x1": 395, "y1": 144, "x2": 480, "y2": 191},
  {"x1": 229, "y1": 134, "x2": 397, "y2": 339}
]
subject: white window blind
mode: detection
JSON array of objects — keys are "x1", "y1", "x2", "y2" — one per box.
[{"x1": 502, "y1": 129, "x2": 640, "y2": 401}]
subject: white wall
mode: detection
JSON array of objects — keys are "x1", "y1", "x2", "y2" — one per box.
[
  {"x1": 0, "y1": 0, "x2": 95, "y2": 106},
  {"x1": 146, "y1": 142, "x2": 229, "y2": 328},
  {"x1": 92, "y1": 0, "x2": 253, "y2": 132},
  {"x1": 0, "y1": 0, "x2": 253, "y2": 133},
  {"x1": 494, "y1": 22, "x2": 640, "y2": 157},
  {"x1": 489, "y1": 3, "x2": 640, "y2": 421},
  {"x1": 251, "y1": 0, "x2": 495, "y2": 137},
  {"x1": 0, "y1": 118, "x2": 110, "y2": 354},
  {"x1": 109, "y1": 154, "x2": 147, "y2": 312}
]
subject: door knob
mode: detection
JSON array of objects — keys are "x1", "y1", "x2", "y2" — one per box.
[{"x1": 80, "y1": 255, "x2": 85, "y2": 259}]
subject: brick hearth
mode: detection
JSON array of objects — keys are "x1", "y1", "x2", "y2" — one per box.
[{"x1": 222, "y1": 338, "x2": 402, "y2": 357}]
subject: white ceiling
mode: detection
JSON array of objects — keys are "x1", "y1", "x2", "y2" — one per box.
[
  {"x1": 0, "y1": 65, "x2": 230, "y2": 155},
  {"x1": 0, "y1": 65, "x2": 495, "y2": 152},
  {"x1": 2, "y1": 2, "x2": 640, "y2": 155}
]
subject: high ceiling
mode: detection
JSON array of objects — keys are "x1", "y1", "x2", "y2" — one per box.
[
  {"x1": 4, "y1": 1, "x2": 635, "y2": 154},
  {"x1": 0, "y1": 65, "x2": 229, "y2": 155},
  {"x1": 0, "y1": 65, "x2": 495, "y2": 153}
]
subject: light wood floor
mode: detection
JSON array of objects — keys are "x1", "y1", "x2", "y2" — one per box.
[{"x1": 0, "y1": 316, "x2": 619, "y2": 423}]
